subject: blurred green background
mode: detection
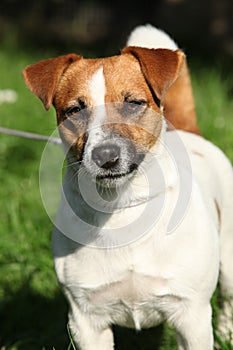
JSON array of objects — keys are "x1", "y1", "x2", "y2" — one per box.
[{"x1": 0, "y1": 0, "x2": 232, "y2": 349}]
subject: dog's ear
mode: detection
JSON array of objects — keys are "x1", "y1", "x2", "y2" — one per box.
[
  {"x1": 23, "y1": 53, "x2": 82, "y2": 110},
  {"x1": 121, "y1": 46, "x2": 184, "y2": 102},
  {"x1": 122, "y1": 46, "x2": 199, "y2": 134}
]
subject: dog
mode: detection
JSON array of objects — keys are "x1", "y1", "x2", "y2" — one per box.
[{"x1": 23, "y1": 24, "x2": 233, "y2": 349}]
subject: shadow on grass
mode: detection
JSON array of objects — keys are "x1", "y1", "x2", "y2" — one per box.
[
  {"x1": 0, "y1": 283, "x2": 165, "y2": 350},
  {"x1": 0, "y1": 284, "x2": 69, "y2": 350}
]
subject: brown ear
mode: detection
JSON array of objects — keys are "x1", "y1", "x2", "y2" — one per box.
[
  {"x1": 22, "y1": 53, "x2": 82, "y2": 110},
  {"x1": 122, "y1": 46, "x2": 199, "y2": 134},
  {"x1": 122, "y1": 46, "x2": 185, "y2": 102}
]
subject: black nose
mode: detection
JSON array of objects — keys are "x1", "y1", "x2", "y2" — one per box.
[{"x1": 92, "y1": 144, "x2": 120, "y2": 169}]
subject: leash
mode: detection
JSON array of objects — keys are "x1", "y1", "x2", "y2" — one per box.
[
  {"x1": 0, "y1": 90, "x2": 61, "y2": 145},
  {"x1": 0, "y1": 126, "x2": 62, "y2": 145}
]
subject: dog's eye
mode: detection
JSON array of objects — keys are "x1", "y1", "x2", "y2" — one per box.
[
  {"x1": 66, "y1": 106, "x2": 82, "y2": 117},
  {"x1": 123, "y1": 100, "x2": 146, "y2": 115},
  {"x1": 66, "y1": 99, "x2": 87, "y2": 119},
  {"x1": 128, "y1": 100, "x2": 145, "y2": 107}
]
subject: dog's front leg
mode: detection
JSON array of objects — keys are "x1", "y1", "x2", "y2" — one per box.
[
  {"x1": 174, "y1": 302, "x2": 214, "y2": 350},
  {"x1": 67, "y1": 300, "x2": 114, "y2": 350}
]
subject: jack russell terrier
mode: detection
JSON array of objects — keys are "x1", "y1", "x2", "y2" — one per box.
[{"x1": 23, "y1": 25, "x2": 233, "y2": 349}]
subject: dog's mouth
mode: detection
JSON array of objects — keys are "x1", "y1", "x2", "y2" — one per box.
[{"x1": 95, "y1": 163, "x2": 138, "y2": 185}]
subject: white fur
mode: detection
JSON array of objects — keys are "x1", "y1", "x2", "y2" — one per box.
[
  {"x1": 88, "y1": 66, "x2": 105, "y2": 108},
  {"x1": 53, "y1": 129, "x2": 233, "y2": 349},
  {"x1": 127, "y1": 24, "x2": 178, "y2": 50}
]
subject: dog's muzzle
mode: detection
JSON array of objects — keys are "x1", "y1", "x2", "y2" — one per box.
[{"x1": 82, "y1": 132, "x2": 146, "y2": 186}]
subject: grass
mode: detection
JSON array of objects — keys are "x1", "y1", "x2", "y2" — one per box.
[{"x1": 0, "y1": 45, "x2": 232, "y2": 350}]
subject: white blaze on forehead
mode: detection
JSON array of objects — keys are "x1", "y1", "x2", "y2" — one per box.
[
  {"x1": 88, "y1": 66, "x2": 106, "y2": 108},
  {"x1": 86, "y1": 66, "x2": 106, "y2": 149}
]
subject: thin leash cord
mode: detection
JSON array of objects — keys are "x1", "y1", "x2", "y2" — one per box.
[{"x1": 0, "y1": 126, "x2": 62, "y2": 145}]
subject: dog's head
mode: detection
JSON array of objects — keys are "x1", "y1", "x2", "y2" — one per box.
[{"x1": 23, "y1": 47, "x2": 186, "y2": 186}]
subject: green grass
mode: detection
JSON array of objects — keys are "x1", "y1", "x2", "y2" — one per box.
[{"x1": 0, "y1": 47, "x2": 232, "y2": 350}]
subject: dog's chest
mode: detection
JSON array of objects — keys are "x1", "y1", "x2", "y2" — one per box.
[
  {"x1": 81, "y1": 270, "x2": 170, "y2": 329},
  {"x1": 63, "y1": 240, "x2": 176, "y2": 328}
]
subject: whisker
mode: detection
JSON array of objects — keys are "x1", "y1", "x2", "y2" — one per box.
[{"x1": 66, "y1": 160, "x2": 82, "y2": 169}]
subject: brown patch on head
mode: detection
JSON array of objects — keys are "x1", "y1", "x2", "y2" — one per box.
[
  {"x1": 53, "y1": 53, "x2": 164, "y2": 157},
  {"x1": 101, "y1": 53, "x2": 163, "y2": 151},
  {"x1": 22, "y1": 46, "x2": 199, "y2": 166}
]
